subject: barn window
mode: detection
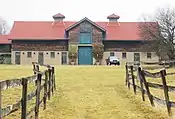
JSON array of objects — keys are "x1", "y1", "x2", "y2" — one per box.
[
  {"x1": 122, "y1": 52, "x2": 127, "y2": 59},
  {"x1": 110, "y1": 52, "x2": 115, "y2": 56},
  {"x1": 27, "y1": 52, "x2": 32, "y2": 58},
  {"x1": 50, "y1": 52, "x2": 55, "y2": 58},
  {"x1": 147, "y1": 52, "x2": 152, "y2": 59}
]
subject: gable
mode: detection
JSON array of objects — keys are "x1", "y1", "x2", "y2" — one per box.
[
  {"x1": 67, "y1": 20, "x2": 106, "y2": 44},
  {"x1": 65, "y1": 17, "x2": 106, "y2": 33}
]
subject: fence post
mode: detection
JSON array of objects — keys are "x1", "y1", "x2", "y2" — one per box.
[
  {"x1": 36, "y1": 65, "x2": 39, "y2": 72},
  {"x1": 21, "y1": 78, "x2": 28, "y2": 119},
  {"x1": 35, "y1": 73, "x2": 42, "y2": 119},
  {"x1": 48, "y1": 69, "x2": 51, "y2": 100},
  {"x1": 140, "y1": 70, "x2": 154, "y2": 107},
  {"x1": 34, "y1": 65, "x2": 40, "y2": 86},
  {"x1": 0, "y1": 83, "x2": 2, "y2": 119},
  {"x1": 128, "y1": 66, "x2": 131, "y2": 90},
  {"x1": 131, "y1": 66, "x2": 136, "y2": 94},
  {"x1": 43, "y1": 71, "x2": 48, "y2": 110},
  {"x1": 160, "y1": 70, "x2": 172, "y2": 116},
  {"x1": 125, "y1": 65, "x2": 128, "y2": 86},
  {"x1": 52, "y1": 67, "x2": 56, "y2": 90},
  {"x1": 51, "y1": 68, "x2": 54, "y2": 95},
  {"x1": 32, "y1": 62, "x2": 36, "y2": 75},
  {"x1": 138, "y1": 67, "x2": 145, "y2": 101}
]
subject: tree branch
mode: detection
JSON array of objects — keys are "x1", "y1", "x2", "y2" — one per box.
[{"x1": 138, "y1": 7, "x2": 175, "y2": 60}]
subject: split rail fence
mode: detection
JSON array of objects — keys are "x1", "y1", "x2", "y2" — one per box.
[
  {"x1": 0, "y1": 62, "x2": 56, "y2": 119},
  {"x1": 125, "y1": 63, "x2": 175, "y2": 116}
]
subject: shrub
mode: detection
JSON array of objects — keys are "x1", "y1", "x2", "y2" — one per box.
[
  {"x1": 68, "y1": 45, "x2": 78, "y2": 64},
  {"x1": 92, "y1": 43, "x2": 104, "y2": 65}
]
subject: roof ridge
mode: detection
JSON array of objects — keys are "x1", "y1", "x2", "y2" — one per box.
[{"x1": 13, "y1": 21, "x2": 155, "y2": 23}]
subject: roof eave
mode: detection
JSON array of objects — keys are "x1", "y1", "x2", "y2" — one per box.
[
  {"x1": 103, "y1": 39, "x2": 144, "y2": 41},
  {"x1": 0, "y1": 43, "x2": 11, "y2": 45},
  {"x1": 9, "y1": 38, "x2": 69, "y2": 40}
]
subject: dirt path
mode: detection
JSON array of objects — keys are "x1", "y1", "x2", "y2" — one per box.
[{"x1": 39, "y1": 66, "x2": 170, "y2": 119}]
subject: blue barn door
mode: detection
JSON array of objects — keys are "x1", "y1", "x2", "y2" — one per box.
[
  {"x1": 78, "y1": 46, "x2": 92, "y2": 65},
  {"x1": 79, "y1": 33, "x2": 92, "y2": 44}
]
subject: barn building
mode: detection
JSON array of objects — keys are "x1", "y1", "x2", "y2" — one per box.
[
  {"x1": 0, "y1": 35, "x2": 11, "y2": 64},
  {"x1": 5, "y1": 13, "x2": 159, "y2": 65}
]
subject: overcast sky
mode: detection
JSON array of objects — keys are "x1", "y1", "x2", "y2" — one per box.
[{"x1": 0, "y1": 0, "x2": 175, "y2": 27}]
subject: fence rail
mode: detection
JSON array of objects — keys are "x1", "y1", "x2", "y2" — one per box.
[
  {"x1": 0, "y1": 62, "x2": 56, "y2": 119},
  {"x1": 125, "y1": 64, "x2": 175, "y2": 116}
]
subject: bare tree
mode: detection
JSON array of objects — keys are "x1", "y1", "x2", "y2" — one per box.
[
  {"x1": 138, "y1": 7, "x2": 175, "y2": 63},
  {"x1": 0, "y1": 17, "x2": 9, "y2": 34}
]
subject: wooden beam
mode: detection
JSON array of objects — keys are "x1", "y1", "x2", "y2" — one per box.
[
  {"x1": 35, "y1": 73, "x2": 42, "y2": 119},
  {"x1": 43, "y1": 71, "x2": 48, "y2": 110},
  {"x1": 130, "y1": 66, "x2": 136, "y2": 94},
  {"x1": 21, "y1": 78, "x2": 28, "y2": 119},
  {"x1": 138, "y1": 67, "x2": 145, "y2": 101},
  {"x1": 140, "y1": 70, "x2": 154, "y2": 107},
  {"x1": 125, "y1": 65, "x2": 129, "y2": 86},
  {"x1": 161, "y1": 70, "x2": 172, "y2": 116}
]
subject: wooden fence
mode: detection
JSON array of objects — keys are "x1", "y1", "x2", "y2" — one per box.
[
  {"x1": 125, "y1": 63, "x2": 175, "y2": 116},
  {"x1": 0, "y1": 62, "x2": 56, "y2": 119}
]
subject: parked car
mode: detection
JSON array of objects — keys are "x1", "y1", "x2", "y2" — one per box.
[{"x1": 106, "y1": 56, "x2": 120, "y2": 65}]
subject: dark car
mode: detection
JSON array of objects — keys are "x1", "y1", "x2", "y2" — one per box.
[{"x1": 106, "y1": 56, "x2": 120, "y2": 65}]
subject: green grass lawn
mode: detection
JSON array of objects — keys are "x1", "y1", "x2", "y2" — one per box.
[{"x1": 0, "y1": 65, "x2": 173, "y2": 119}]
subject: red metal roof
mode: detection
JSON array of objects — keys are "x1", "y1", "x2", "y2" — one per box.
[
  {"x1": 9, "y1": 21, "x2": 74, "y2": 39},
  {"x1": 0, "y1": 35, "x2": 11, "y2": 44},
  {"x1": 9, "y1": 20, "x2": 147, "y2": 40},
  {"x1": 53, "y1": 13, "x2": 65, "y2": 18},
  {"x1": 96, "y1": 22, "x2": 141, "y2": 40},
  {"x1": 107, "y1": 14, "x2": 120, "y2": 19}
]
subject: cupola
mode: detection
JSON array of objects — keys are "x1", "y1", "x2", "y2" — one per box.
[
  {"x1": 52, "y1": 13, "x2": 65, "y2": 21},
  {"x1": 107, "y1": 13, "x2": 120, "y2": 22}
]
